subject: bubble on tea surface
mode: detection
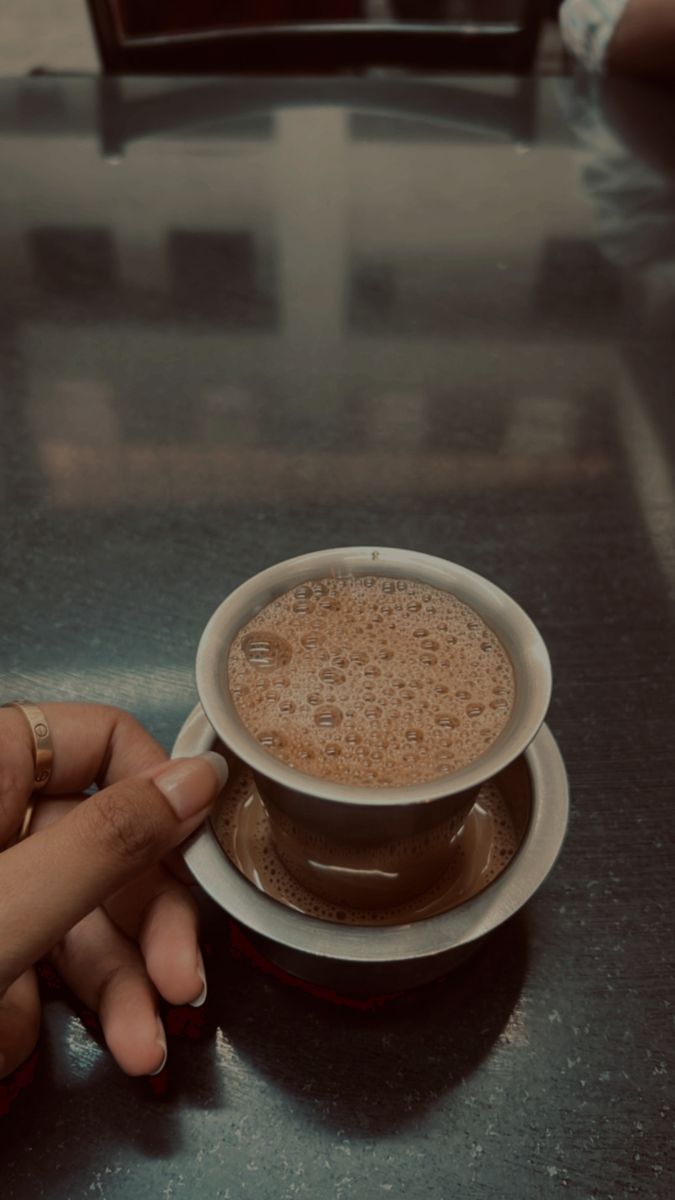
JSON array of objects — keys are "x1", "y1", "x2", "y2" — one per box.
[
  {"x1": 241, "y1": 631, "x2": 292, "y2": 670},
  {"x1": 228, "y1": 573, "x2": 514, "y2": 786},
  {"x1": 319, "y1": 667, "x2": 345, "y2": 686},
  {"x1": 257, "y1": 730, "x2": 285, "y2": 749},
  {"x1": 376, "y1": 648, "x2": 393, "y2": 661},
  {"x1": 436, "y1": 714, "x2": 458, "y2": 729},
  {"x1": 314, "y1": 705, "x2": 343, "y2": 729}
]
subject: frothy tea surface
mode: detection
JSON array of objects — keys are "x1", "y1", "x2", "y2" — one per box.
[{"x1": 227, "y1": 574, "x2": 514, "y2": 787}]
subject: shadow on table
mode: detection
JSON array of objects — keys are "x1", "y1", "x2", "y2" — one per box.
[
  {"x1": 0, "y1": 992, "x2": 225, "y2": 1173},
  {"x1": 209, "y1": 907, "x2": 529, "y2": 1135},
  {"x1": 0, "y1": 907, "x2": 527, "y2": 1192}
]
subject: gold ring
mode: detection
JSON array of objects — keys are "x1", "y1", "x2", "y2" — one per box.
[{"x1": 2, "y1": 702, "x2": 54, "y2": 842}]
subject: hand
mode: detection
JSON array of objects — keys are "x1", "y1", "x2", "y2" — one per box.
[{"x1": 0, "y1": 704, "x2": 227, "y2": 1080}]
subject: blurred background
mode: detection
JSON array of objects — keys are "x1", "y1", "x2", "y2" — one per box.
[{"x1": 0, "y1": 1, "x2": 568, "y2": 76}]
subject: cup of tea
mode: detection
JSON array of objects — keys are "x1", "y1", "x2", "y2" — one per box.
[{"x1": 196, "y1": 547, "x2": 551, "y2": 909}]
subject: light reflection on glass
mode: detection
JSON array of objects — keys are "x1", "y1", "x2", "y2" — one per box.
[
  {"x1": 497, "y1": 1000, "x2": 529, "y2": 1049},
  {"x1": 7, "y1": 665, "x2": 195, "y2": 709},
  {"x1": 64, "y1": 1014, "x2": 105, "y2": 1079},
  {"x1": 618, "y1": 381, "x2": 675, "y2": 599},
  {"x1": 0, "y1": 86, "x2": 659, "y2": 522}
]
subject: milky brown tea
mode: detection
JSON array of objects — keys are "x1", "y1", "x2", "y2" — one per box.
[{"x1": 227, "y1": 574, "x2": 515, "y2": 788}]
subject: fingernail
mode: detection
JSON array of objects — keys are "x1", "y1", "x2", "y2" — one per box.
[
  {"x1": 148, "y1": 1018, "x2": 167, "y2": 1076},
  {"x1": 154, "y1": 753, "x2": 228, "y2": 821},
  {"x1": 189, "y1": 949, "x2": 208, "y2": 1008}
]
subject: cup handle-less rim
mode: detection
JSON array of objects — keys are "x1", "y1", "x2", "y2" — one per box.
[{"x1": 195, "y1": 546, "x2": 553, "y2": 811}]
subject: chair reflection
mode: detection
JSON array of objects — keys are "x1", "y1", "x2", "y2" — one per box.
[{"x1": 85, "y1": 0, "x2": 546, "y2": 74}]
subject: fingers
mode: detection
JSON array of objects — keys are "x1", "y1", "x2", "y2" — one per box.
[
  {"x1": 32, "y1": 800, "x2": 207, "y2": 1007},
  {"x1": 0, "y1": 753, "x2": 228, "y2": 995},
  {"x1": 0, "y1": 709, "x2": 35, "y2": 846},
  {"x1": 0, "y1": 969, "x2": 40, "y2": 1079},
  {"x1": 50, "y1": 908, "x2": 167, "y2": 1077},
  {"x1": 105, "y1": 868, "x2": 206, "y2": 1007},
  {"x1": 0, "y1": 704, "x2": 168, "y2": 848}
]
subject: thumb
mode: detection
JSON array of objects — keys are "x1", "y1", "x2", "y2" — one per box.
[{"x1": 0, "y1": 753, "x2": 227, "y2": 995}]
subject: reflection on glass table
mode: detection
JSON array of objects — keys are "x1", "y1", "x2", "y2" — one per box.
[{"x1": 85, "y1": 0, "x2": 544, "y2": 73}]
